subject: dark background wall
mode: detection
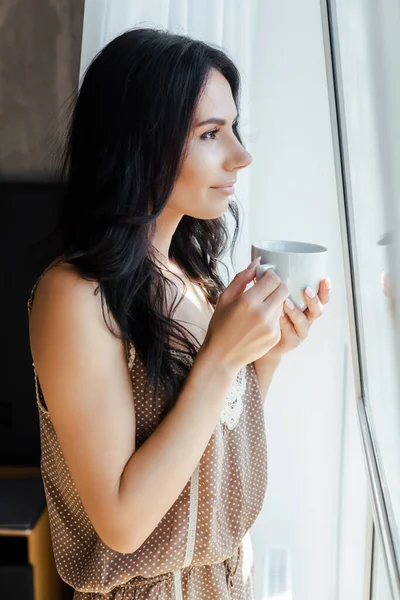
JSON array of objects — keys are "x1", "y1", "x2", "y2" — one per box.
[{"x1": 0, "y1": 0, "x2": 84, "y2": 466}]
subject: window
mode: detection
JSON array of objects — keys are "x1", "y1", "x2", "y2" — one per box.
[{"x1": 326, "y1": 0, "x2": 400, "y2": 595}]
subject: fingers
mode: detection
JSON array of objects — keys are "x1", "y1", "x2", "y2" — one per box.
[
  {"x1": 317, "y1": 278, "x2": 331, "y2": 305},
  {"x1": 242, "y1": 271, "x2": 330, "y2": 322},
  {"x1": 282, "y1": 298, "x2": 310, "y2": 339},
  {"x1": 283, "y1": 281, "x2": 327, "y2": 333},
  {"x1": 303, "y1": 286, "x2": 324, "y2": 320},
  {"x1": 304, "y1": 279, "x2": 331, "y2": 320},
  {"x1": 279, "y1": 309, "x2": 302, "y2": 347},
  {"x1": 223, "y1": 258, "x2": 261, "y2": 303},
  {"x1": 247, "y1": 268, "x2": 289, "y2": 307}
]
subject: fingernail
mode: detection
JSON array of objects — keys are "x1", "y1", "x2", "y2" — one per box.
[
  {"x1": 285, "y1": 298, "x2": 295, "y2": 310},
  {"x1": 247, "y1": 256, "x2": 261, "y2": 270},
  {"x1": 324, "y1": 277, "x2": 331, "y2": 290},
  {"x1": 306, "y1": 286, "x2": 316, "y2": 298}
]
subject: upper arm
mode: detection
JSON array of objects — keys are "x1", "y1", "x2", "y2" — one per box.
[{"x1": 28, "y1": 264, "x2": 136, "y2": 551}]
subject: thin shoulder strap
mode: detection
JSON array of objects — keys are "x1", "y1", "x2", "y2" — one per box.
[
  {"x1": 127, "y1": 342, "x2": 136, "y2": 370},
  {"x1": 27, "y1": 256, "x2": 66, "y2": 316}
]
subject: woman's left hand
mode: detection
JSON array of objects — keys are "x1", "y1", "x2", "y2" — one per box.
[{"x1": 265, "y1": 277, "x2": 331, "y2": 360}]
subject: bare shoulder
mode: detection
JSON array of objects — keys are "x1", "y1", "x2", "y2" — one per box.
[
  {"x1": 29, "y1": 260, "x2": 120, "y2": 337},
  {"x1": 30, "y1": 261, "x2": 101, "y2": 323}
]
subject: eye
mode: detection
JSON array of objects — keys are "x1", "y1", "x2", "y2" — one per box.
[{"x1": 201, "y1": 128, "x2": 220, "y2": 140}]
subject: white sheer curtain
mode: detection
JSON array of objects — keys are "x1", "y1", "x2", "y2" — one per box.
[{"x1": 80, "y1": 0, "x2": 258, "y2": 280}]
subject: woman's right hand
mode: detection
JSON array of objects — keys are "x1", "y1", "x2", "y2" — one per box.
[{"x1": 202, "y1": 258, "x2": 290, "y2": 371}]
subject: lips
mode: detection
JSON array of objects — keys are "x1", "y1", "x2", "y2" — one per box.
[
  {"x1": 212, "y1": 181, "x2": 236, "y2": 188},
  {"x1": 211, "y1": 184, "x2": 235, "y2": 195}
]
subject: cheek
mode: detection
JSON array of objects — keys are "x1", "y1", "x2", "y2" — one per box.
[
  {"x1": 181, "y1": 149, "x2": 216, "y2": 189},
  {"x1": 166, "y1": 143, "x2": 226, "y2": 216}
]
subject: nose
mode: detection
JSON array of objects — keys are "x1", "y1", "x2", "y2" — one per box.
[
  {"x1": 237, "y1": 148, "x2": 253, "y2": 170},
  {"x1": 225, "y1": 142, "x2": 253, "y2": 173}
]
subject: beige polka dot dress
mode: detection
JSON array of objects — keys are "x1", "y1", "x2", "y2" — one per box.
[{"x1": 27, "y1": 260, "x2": 268, "y2": 599}]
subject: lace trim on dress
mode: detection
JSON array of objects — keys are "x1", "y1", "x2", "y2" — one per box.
[
  {"x1": 183, "y1": 463, "x2": 200, "y2": 567},
  {"x1": 173, "y1": 569, "x2": 183, "y2": 600},
  {"x1": 170, "y1": 349, "x2": 245, "y2": 431},
  {"x1": 220, "y1": 365, "x2": 246, "y2": 430}
]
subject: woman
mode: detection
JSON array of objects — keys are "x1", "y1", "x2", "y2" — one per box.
[{"x1": 28, "y1": 28, "x2": 330, "y2": 600}]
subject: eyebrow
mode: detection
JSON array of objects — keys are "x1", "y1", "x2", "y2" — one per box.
[{"x1": 195, "y1": 115, "x2": 239, "y2": 128}]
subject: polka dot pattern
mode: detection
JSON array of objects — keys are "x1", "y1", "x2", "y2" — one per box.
[{"x1": 27, "y1": 261, "x2": 268, "y2": 599}]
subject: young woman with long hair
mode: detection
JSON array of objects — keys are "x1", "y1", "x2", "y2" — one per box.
[{"x1": 28, "y1": 27, "x2": 329, "y2": 600}]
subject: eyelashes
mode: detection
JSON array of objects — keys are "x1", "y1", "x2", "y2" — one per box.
[
  {"x1": 200, "y1": 121, "x2": 239, "y2": 141},
  {"x1": 201, "y1": 128, "x2": 220, "y2": 140}
]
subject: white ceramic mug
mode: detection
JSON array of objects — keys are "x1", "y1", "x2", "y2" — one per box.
[{"x1": 251, "y1": 240, "x2": 328, "y2": 311}]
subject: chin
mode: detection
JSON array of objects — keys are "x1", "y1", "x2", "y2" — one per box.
[
  {"x1": 183, "y1": 194, "x2": 232, "y2": 219},
  {"x1": 195, "y1": 205, "x2": 230, "y2": 220}
]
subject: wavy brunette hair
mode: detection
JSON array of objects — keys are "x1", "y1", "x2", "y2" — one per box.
[{"x1": 42, "y1": 27, "x2": 245, "y2": 408}]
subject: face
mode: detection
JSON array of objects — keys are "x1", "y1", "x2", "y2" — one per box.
[{"x1": 166, "y1": 68, "x2": 253, "y2": 219}]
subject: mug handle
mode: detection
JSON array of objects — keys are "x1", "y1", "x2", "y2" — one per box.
[{"x1": 256, "y1": 263, "x2": 276, "y2": 280}]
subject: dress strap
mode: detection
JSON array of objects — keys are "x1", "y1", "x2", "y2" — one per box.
[{"x1": 127, "y1": 342, "x2": 136, "y2": 370}]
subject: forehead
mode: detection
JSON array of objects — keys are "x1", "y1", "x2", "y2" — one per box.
[{"x1": 196, "y1": 69, "x2": 236, "y2": 117}]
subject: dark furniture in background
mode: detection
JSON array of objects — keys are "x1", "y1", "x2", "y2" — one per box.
[{"x1": 0, "y1": 475, "x2": 65, "y2": 600}]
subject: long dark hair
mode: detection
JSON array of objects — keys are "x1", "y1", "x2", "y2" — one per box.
[{"x1": 40, "y1": 27, "x2": 245, "y2": 407}]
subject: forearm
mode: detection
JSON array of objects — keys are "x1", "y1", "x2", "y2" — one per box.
[
  {"x1": 253, "y1": 353, "x2": 281, "y2": 403},
  {"x1": 114, "y1": 343, "x2": 238, "y2": 553}
]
